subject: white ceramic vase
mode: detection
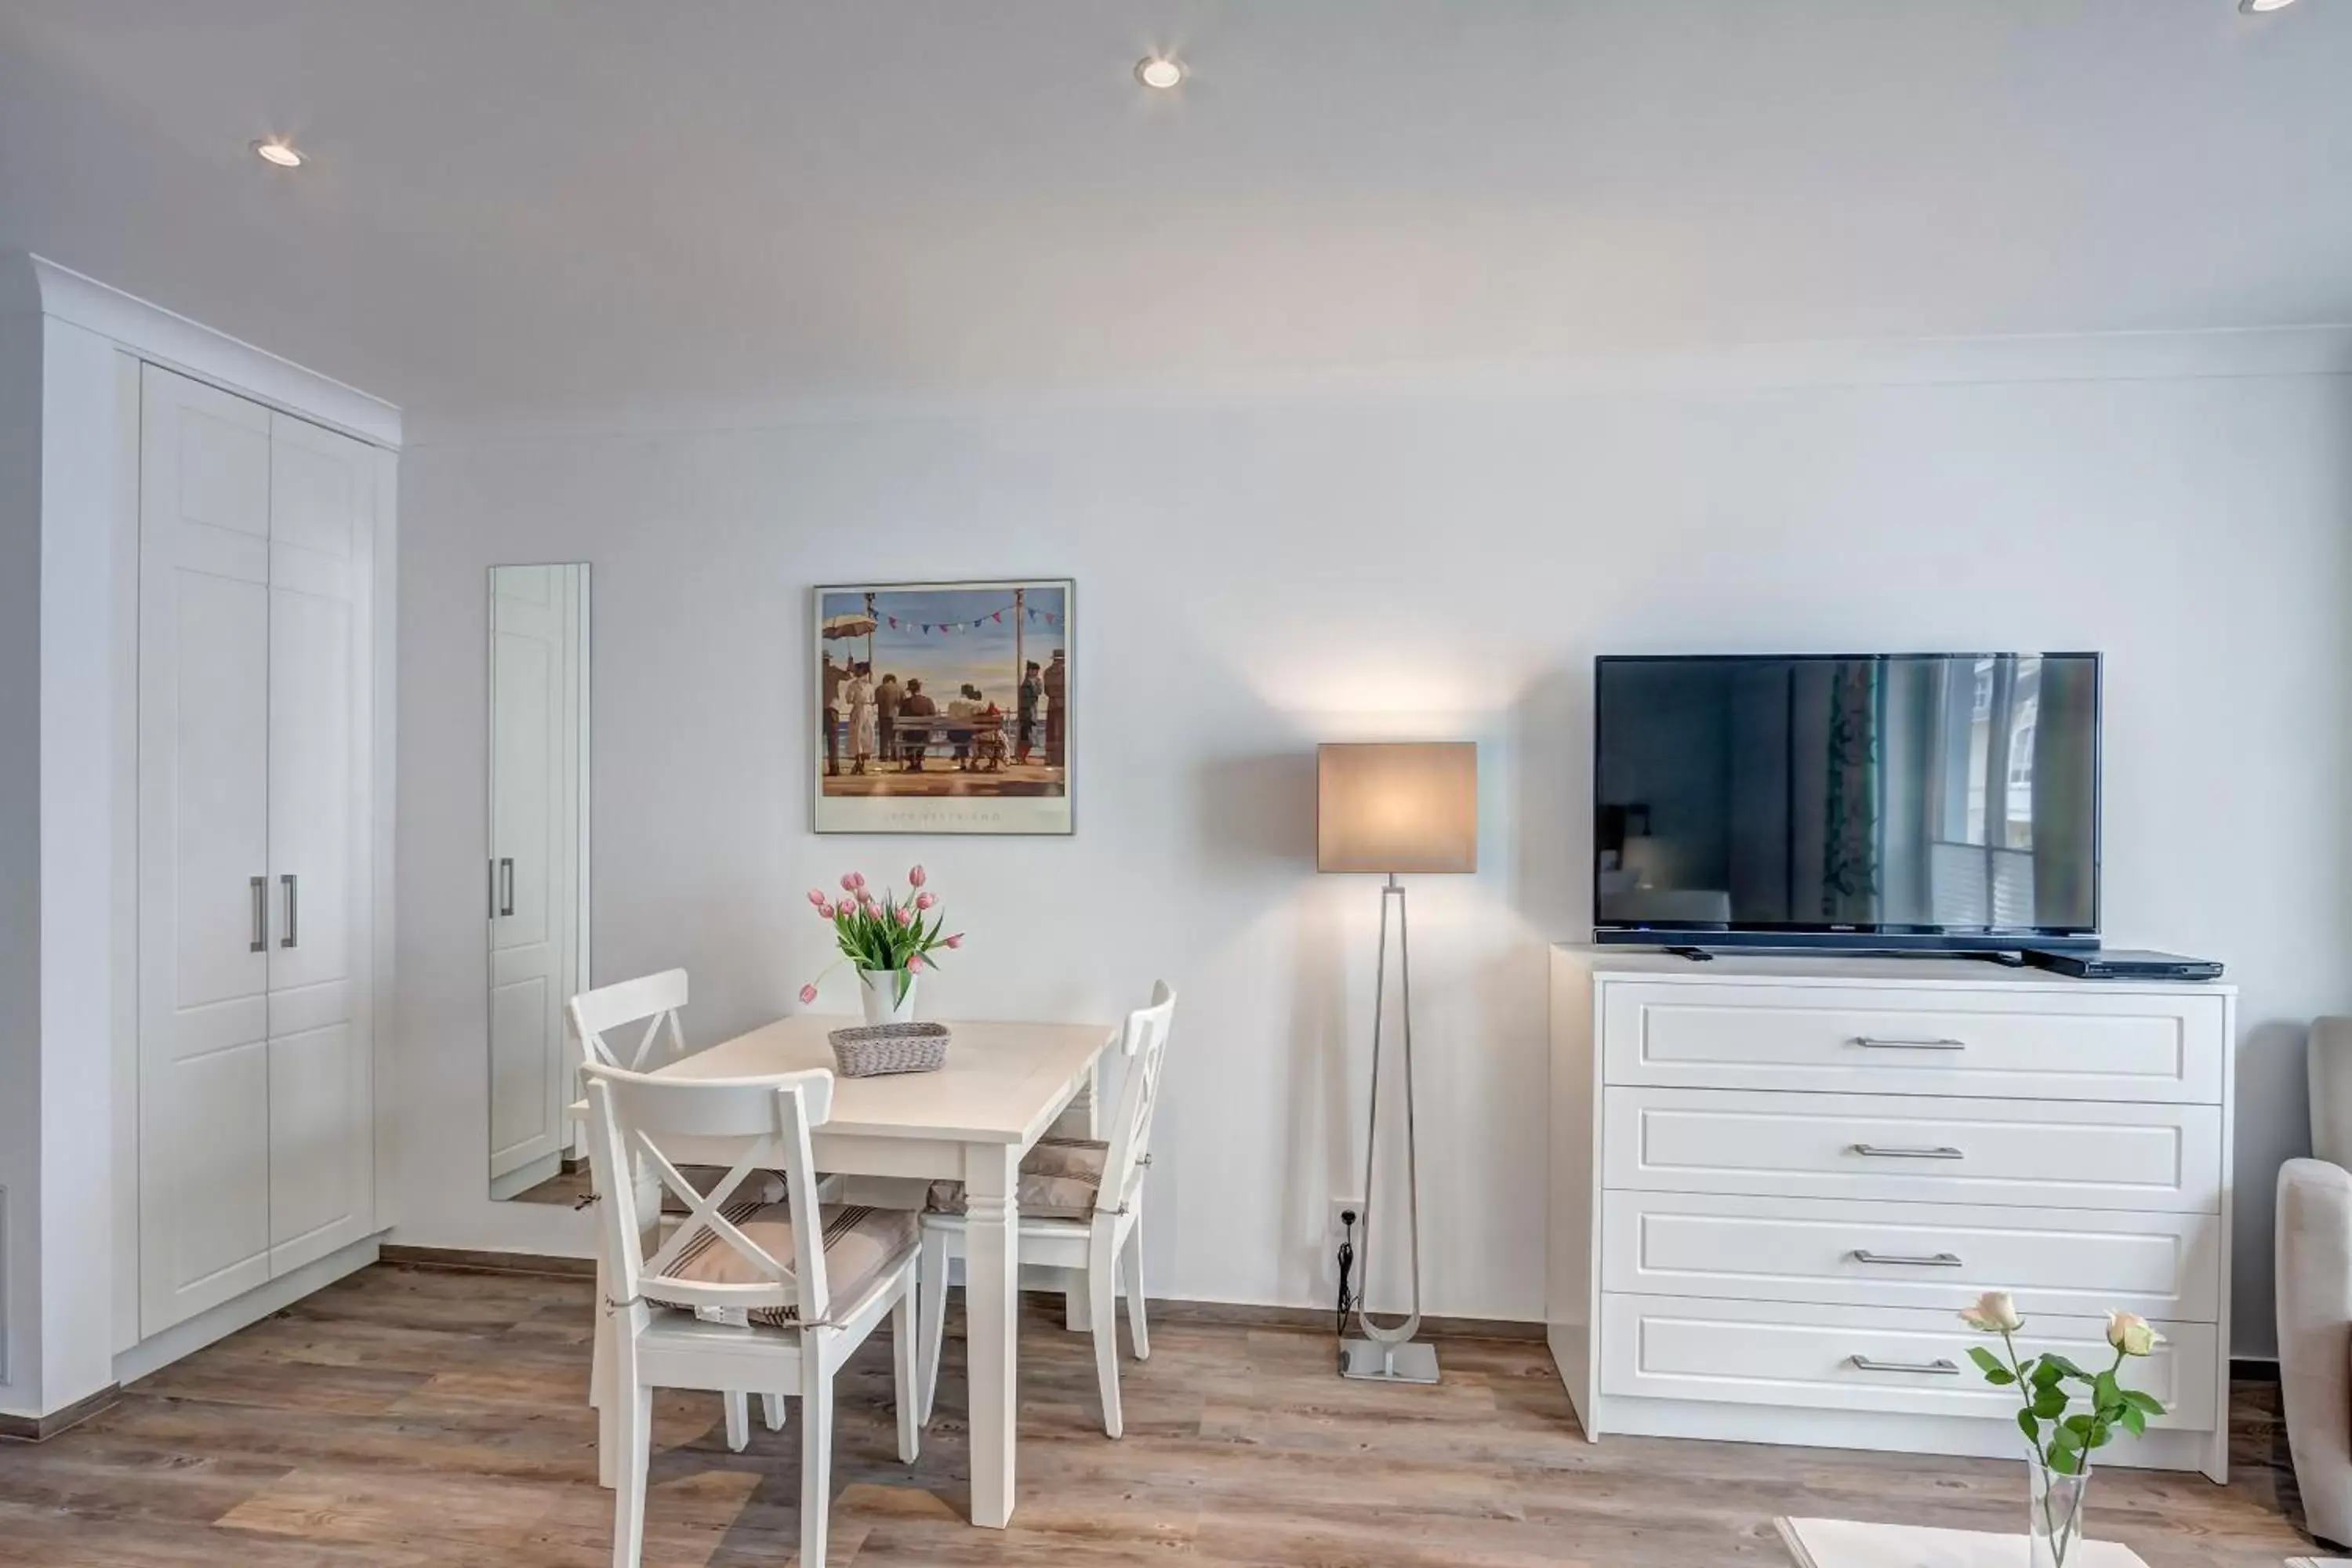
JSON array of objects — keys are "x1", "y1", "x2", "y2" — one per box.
[{"x1": 858, "y1": 966, "x2": 920, "y2": 1026}]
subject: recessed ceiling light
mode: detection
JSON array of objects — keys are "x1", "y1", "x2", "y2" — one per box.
[
  {"x1": 2240, "y1": 0, "x2": 2296, "y2": 12},
  {"x1": 252, "y1": 139, "x2": 305, "y2": 168},
  {"x1": 1134, "y1": 56, "x2": 1184, "y2": 89}
]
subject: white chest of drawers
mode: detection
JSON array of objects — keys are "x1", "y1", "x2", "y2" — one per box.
[{"x1": 1548, "y1": 948, "x2": 2235, "y2": 1481}]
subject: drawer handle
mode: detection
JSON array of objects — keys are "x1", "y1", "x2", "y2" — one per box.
[
  {"x1": 1849, "y1": 1354, "x2": 1960, "y2": 1376},
  {"x1": 1850, "y1": 1249, "x2": 1964, "y2": 1268},
  {"x1": 1849, "y1": 1142, "x2": 1965, "y2": 1160},
  {"x1": 1854, "y1": 1036, "x2": 1966, "y2": 1051}
]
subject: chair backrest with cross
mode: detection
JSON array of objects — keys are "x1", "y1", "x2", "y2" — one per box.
[
  {"x1": 583, "y1": 1062, "x2": 837, "y2": 1330},
  {"x1": 1097, "y1": 981, "x2": 1177, "y2": 1216},
  {"x1": 568, "y1": 968, "x2": 693, "y2": 1073}
]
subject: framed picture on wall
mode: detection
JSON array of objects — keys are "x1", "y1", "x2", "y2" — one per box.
[{"x1": 812, "y1": 579, "x2": 1073, "y2": 835}]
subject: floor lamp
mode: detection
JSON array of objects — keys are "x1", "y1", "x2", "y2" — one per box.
[{"x1": 1316, "y1": 741, "x2": 1477, "y2": 1385}]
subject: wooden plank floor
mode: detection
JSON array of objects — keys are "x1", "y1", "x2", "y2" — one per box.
[{"x1": 0, "y1": 1262, "x2": 2320, "y2": 1566}]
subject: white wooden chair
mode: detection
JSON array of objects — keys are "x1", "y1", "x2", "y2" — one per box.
[
  {"x1": 569, "y1": 969, "x2": 792, "y2": 1450},
  {"x1": 583, "y1": 1061, "x2": 920, "y2": 1568},
  {"x1": 916, "y1": 981, "x2": 1176, "y2": 1439}
]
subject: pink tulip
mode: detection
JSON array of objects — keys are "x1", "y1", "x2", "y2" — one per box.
[
  {"x1": 908, "y1": 865, "x2": 927, "y2": 888},
  {"x1": 895, "y1": 906, "x2": 915, "y2": 927},
  {"x1": 850, "y1": 871, "x2": 868, "y2": 890},
  {"x1": 944, "y1": 932, "x2": 964, "y2": 949},
  {"x1": 840, "y1": 873, "x2": 857, "y2": 892},
  {"x1": 807, "y1": 888, "x2": 827, "y2": 906},
  {"x1": 799, "y1": 983, "x2": 819, "y2": 1004},
  {"x1": 906, "y1": 952, "x2": 924, "y2": 971},
  {"x1": 916, "y1": 891, "x2": 937, "y2": 911},
  {"x1": 817, "y1": 901, "x2": 836, "y2": 919}
]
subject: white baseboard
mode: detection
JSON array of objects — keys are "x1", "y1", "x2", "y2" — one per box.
[{"x1": 113, "y1": 1235, "x2": 383, "y2": 1385}]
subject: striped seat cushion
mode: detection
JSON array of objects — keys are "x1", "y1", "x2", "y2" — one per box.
[
  {"x1": 646, "y1": 1200, "x2": 917, "y2": 1327},
  {"x1": 925, "y1": 1136, "x2": 1111, "y2": 1222}
]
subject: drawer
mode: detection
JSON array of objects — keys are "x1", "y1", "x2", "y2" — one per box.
[
  {"x1": 1599, "y1": 1293, "x2": 2217, "y2": 1430},
  {"x1": 1601, "y1": 1191, "x2": 2221, "y2": 1320},
  {"x1": 1602, "y1": 1087, "x2": 2222, "y2": 1212},
  {"x1": 1601, "y1": 982, "x2": 2225, "y2": 1104}
]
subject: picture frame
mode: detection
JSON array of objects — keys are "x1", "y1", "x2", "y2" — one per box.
[{"x1": 811, "y1": 579, "x2": 1073, "y2": 835}]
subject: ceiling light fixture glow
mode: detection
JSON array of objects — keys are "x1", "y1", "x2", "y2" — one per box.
[
  {"x1": 2239, "y1": 0, "x2": 2296, "y2": 12},
  {"x1": 1134, "y1": 56, "x2": 1184, "y2": 89},
  {"x1": 252, "y1": 139, "x2": 305, "y2": 168}
]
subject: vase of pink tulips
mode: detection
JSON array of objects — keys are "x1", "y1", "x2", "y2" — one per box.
[
  {"x1": 800, "y1": 866, "x2": 963, "y2": 1026},
  {"x1": 1959, "y1": 1290, "x2": 2168, "y2": 1568}
]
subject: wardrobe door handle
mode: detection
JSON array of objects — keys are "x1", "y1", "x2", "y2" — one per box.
[
  {"x1": 250, "y1": 876, "x2": 268, "y2": 953},
  {"x1": 281, "y1": 873, "x2": 298, "y2": 949},
  {"x1": 1854, "y1": 1036, "x2": 1966, "y2": 1051},
  {"x1": 499, "y1": 858, "x2": 516, "y2": 918},
  {"x1": 1849, "y1": 1355, "x2": 1958, "y2": 1376},
  {"x1": 488, "y1": 858, "x2": 499, "y2": 918},
  {"x1": 1849, "y1": 1143, "x2": 1965, "y2": 1160},
  {"x1": 1850, "y1": 1249, "x2": 1964, "y2": 1268}
]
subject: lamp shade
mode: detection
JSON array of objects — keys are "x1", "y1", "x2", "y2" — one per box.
[{"x1": 1316, "y1": 742, "x2": 1478, "y2": 874}]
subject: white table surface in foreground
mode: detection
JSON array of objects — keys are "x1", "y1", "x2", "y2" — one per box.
[
  {"x1": 576, "y1": 1013, "x2": 1118, "y2": 1531},
  {"x1": 645, "y1": 1014, "x2": 1114, "y2": 1154},
  {"x1": 1779, "y1": 1518, "x2": 2149, "y2": 1568}
]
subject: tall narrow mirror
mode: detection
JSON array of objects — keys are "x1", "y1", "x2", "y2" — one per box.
[{"x1": 486, "y1": 563, "x2": 592, "y2": 1201}]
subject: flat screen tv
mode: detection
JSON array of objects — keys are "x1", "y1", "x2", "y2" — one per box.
[{"x1": 1593, "y1": 653, "x2": 2100, "y2": 951}]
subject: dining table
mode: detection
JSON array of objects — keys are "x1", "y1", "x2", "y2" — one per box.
[{"x1": 575, "y1": 1012, "x2": 1119, "y2": 1530}]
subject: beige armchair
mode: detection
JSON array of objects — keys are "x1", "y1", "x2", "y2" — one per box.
[{"x1": 2279, "y1": 1016, "x2": 2352, "y2": 1547}]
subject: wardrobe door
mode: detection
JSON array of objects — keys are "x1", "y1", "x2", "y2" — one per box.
[
  {"x1": 264, "y1": 411, "x2": 379, "y2": 1276},
  {"x1": 138, "y1": 365, "x2": 275, "y2": 1334},
  {"x1": 487, "y1": 566, "x2": 576, "y2": 1194}
]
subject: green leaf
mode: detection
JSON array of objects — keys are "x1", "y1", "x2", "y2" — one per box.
[
  {"x1": 2031, "y1": 1387, "x2": 2069, "y2": 1420},
  {"x1": 2039, "y1": 1353, "x2": 2089, "y2": 1382},
  {"x1": 2016, "y1": 1409, "x2": 2039, "y2": 1445},
  {"x1": 2030, "y1": 1359, "x2": 2067, "y2": 1389},
  {"x1": 2086, "y1": 1419, "x2": 2112, "y2": 1450},
  {"x1": 2052, "y1": 1422, "x2": 2082, "y2": 1452},
  {"x1": 2119, "y1": 1389, "x2": 2165, "y2": 1416},
  {"x1": 2094, "y1": 1370, "x2": 2119, "y2": 1409},
  {"x1": 1968, "y1": 1345, "x2": 2006, "y2": 1376},
  {"x1": 2049, "y1": 1446, "x2": 2082, "y2": 1475},
  {"x1": 2118, "y1": 1403, "x2": 2146, "y2": 1437},
  {"x1": 1980, "y1": 1367, "x2": 2016, "y2": 1386}
]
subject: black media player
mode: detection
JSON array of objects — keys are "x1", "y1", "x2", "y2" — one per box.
[{"x1": 2022, "y1": 948, "x2": 2223, "y2": 982}]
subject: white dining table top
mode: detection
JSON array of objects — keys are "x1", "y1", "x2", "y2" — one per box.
[{"x1": 574, "y1": 1014, "x2": 1119, "y2": 1146}]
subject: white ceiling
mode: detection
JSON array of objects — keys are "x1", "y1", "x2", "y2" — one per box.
[{"x1": 3, "y1": 2, "x2": 2347, "y2": 425}]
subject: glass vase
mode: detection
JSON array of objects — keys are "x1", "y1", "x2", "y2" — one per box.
[{"x1": 2027, "y1": 1461, "x2": 2091, "y2": 1568}]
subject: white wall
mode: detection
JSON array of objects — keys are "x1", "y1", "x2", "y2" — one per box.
[{"x1": 397, "y1": 346, "x2": 2352, "y2": 1352}]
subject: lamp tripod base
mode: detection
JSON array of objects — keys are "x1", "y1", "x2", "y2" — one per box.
[{"x1": 1339, "y1": 1337, "x2": 1440, "y2": 1385}]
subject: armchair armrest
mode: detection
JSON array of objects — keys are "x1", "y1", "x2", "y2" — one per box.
[{"x1": 2279, "y1": 1156, "x2": 2352, "y2": 1546}]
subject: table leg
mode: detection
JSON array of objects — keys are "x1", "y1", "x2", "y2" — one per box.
[
  {"x1": 963, "y1": 1143, "x2": 1021, "y2": 1529},
  {"x1": 1052, "y1": 1062, "x2": 1101, "y2": 1330}
]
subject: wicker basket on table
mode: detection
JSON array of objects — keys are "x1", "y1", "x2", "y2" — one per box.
[{"x1": 826, "y1": 1022, "x2": 951, "y2": 1077}]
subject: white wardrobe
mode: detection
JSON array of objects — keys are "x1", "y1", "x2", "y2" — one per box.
[{"x1": 136, "y1": 363, "x2": 389, "y2": 1336}]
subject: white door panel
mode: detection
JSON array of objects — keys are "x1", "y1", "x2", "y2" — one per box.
[
  {"x1": 155, "y1": 1040, "x2": 274, "y2": 1310},
  {"x1": 268, "y1": 1019, "x2": 372, "y2": 1273},
  {"x1": 487, "y1": 564, "x2": 581, "y2": 1187},
  {"x1": 265, "y1": 412, "x2": 378, "y2": 1269},
  {"x1": 139, "y1": 365, "x2": 275, "y2": 1334}
]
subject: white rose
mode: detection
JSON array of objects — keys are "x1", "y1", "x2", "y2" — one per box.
[
  {"x1": 1958, "y1": 1290, "x2": 2024, "y2": 1334},
  {"x1": 2106, "y1": 1310, "x2": 2164, "y2": 1356}
]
